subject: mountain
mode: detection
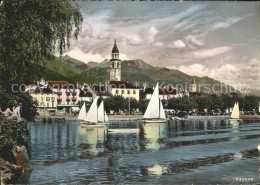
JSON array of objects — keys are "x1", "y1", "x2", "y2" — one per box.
[{"x1": 44, "y1": 56, "x2": 237, "y2": 93}]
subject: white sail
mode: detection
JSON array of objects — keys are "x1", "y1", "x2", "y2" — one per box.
[
  {"x1": 104, "y1": 112, "x2": 109, "y2": 122},
  {"x1": 98, "y1": 101, "x2": 109, "y2": 123},
  {"x1": 159, "y1": 100, "x2": 166, "y2": 119},
  {"x1": 85, "y1": 97, "x2": 99, "y2": 123},
  {"x1": 78, "y1": 102, "x2": 87, "y2": 121},
  {"x1": 143, "y1": 83, "x2": 166, "y2": 119},
  {"x1": 230, "y1": 102, "x2": 240, "y2": 119}
]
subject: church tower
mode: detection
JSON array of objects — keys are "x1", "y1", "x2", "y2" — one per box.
[
  {"x1": 191, "y1": 78, "x2": 197, "y2": 92},
  {"x1": 110, "y1": 39, "x2": 121, "y2": 81}
]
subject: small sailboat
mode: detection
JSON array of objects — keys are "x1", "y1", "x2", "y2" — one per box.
[
  {"x1": 80, "y1": 98, "x2": 109, "y2": 127},
  {"x1": 230, "y1": 102, "x2": 240, "y2": 119},
  {"x1": 143, "y1": 83, "x2": 166, "y2": 123}
]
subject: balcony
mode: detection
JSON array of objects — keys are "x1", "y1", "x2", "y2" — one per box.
[
  {"x1": 72, "y1": 97, "x2": 77, "y2": 102},
  {"x1": 57, "y1": 91, "x2": 62, "y2": 96},
  {"x1": 57, "y1": 98, "x2": 62, "y2": 105}
]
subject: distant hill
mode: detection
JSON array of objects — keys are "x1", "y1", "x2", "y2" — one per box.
[{"x1": 44, "y1": 55, "x2": 237, "y2": 93}]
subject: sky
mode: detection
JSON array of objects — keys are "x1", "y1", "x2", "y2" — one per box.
[{"x1": 64, "y1": 1, "x2": 259, "y2": 91}]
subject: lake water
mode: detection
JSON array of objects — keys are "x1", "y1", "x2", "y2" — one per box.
[{"x1": 25, "y1": 119, "x2": 260, "y2": 184}]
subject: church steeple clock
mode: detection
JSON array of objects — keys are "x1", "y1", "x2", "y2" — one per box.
[{"x1": 110, "y1": 39, "x2": 121, "y2": 81}]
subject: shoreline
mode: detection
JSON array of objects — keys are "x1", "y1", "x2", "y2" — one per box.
[{"x1": 34, "y1": 114, "x2": 260, "y2": 122}]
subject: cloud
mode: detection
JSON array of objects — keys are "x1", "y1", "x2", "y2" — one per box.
[
  {"x1": 176, "y1": 64, "x2": 210, "y2": 77},
  {"x1": 168, "y1": 40, "x2": 186, "y2": 49},
  {"x1": 126, "y1": 34, "x2": 142, "y2": 45},
  {"x1": 212, "y1": 17, "x2": 243, "y2": 29},
  {"x1": 193, "y1": 47, "x2": 231, "y2": 58},
  {"x1": 148, "y1": 26, "x2": 158, "y2": 44},
  {"x1": 63, "y1": 48, "x2": 105, "y2": 63},
  {"x1": 104, "y1": 53, "x2": 129, "y2": 61},
  {"x1": 185, "y1": 35, "x2": 204, "y2": 46},
  {"x1": 63, "y1": 47, "x2": 129, "y2": 63},
  {"x1": 154, "y1": 42, "x2": 164, "y2": 47}
]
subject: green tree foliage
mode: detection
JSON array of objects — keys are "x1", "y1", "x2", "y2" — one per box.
[
  {"x1": 104, "y1": 96, "x2": 147, "y2": 114},
  {"x1": 104, "y1": 95, "x2": 127, "y2": 114},
  {"x1": 0, "y1": 113, "x2": 30, "y2": 162},
  {"x1": 167, "y1": 94, "x2": 260, "y2": 116},
  {"x1": 208, "y1": 96, "x2": 224, "y2": 115},
  {"x1": 167, "y1": 96, "x2": 197, "y2": 115},
  {"x1": 0, "y1": 0, "x2": 83, "y2": 120},
  {"x1": 194, "y1": 96, "x2": 212, "y2": 115},
  {"x1": 243, "y1": 95, "x2": 260, "y2": 112},
  {"x1": 138, "y1": 99, "x2": 149, "y2": 114},
  {"x1": 0, "y1": 0, "x2": 83, "y2": 84}
]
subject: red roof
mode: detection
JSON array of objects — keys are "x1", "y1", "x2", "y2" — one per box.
[
  {"x1": 143, "y1": 87, "x2": 177, "y2": 95},
  {"x1": 33, "y1": 87, "x2": 53, "y2": 94},
  {"x1": 48, "y1": 81, "x2": 79, "y2": 89},
  {"x1": 112, "y1": 40, "x2": 119, "y2": 53},
  {"x1": 110, "y1": 81, "x2": 137, "y2": 89},
  {"x1": 49, "y1": 81, "x2": 68, "y2": 88}
]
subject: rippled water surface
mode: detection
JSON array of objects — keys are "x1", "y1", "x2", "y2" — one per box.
[{"x1": 26, "y1": 119, "x2": 260, "y2": 184}]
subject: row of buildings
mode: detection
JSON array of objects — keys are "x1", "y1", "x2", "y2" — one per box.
[{"x1": 28, "y1": 40, "x2": 196, "y2": 114}]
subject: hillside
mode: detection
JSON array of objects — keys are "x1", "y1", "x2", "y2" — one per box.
[{"x1": 44, "y1": 56, "x2": 236, "y2": 93}]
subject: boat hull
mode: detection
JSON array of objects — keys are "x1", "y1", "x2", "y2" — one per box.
[
  {"x1": 143, "y1": 119, "x2": 167, "y2": 123},
  {"x1": 80, "y1": 122, "x2": 109, "y2": 127},
  {"x1": 107, "y1": 128, "x2": 139, "y2": 133}
]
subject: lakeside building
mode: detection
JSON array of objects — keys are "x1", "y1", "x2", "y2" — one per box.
[
  {"x1": 109, "y1": 81, "x2": 140, "y2": 101},
  {"x1": 48, "y1": 81, "x2": 80, "y2": 113},
  {"x1": 79, "y1": 85, "x2": 111, "y2": 103},
  {"x1": 142, "y1": 87, "x2": 188, "y2": 100},
  {"x1": 31, "y1": 87, "x2": 57, "y2": 114}
]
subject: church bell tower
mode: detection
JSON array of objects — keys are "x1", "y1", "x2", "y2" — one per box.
[
  {"x1": 191, "y1": 78, "x2": 197, "y2": 92},
  {"x1": 110, "y1": 39, "x2": 121, "y2": 81}
]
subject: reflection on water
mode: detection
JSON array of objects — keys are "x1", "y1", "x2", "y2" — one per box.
[
  {"x1": 140, "y1": 122, "x2": 167, "y2": 150},
  {"x1": 27, "y1": 119, "x2": 260, "y2": 184}
]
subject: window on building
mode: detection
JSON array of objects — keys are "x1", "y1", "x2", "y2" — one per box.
[
  {"x1": 52, "y1": 103, "x2": 54, "y2": 107},
  {"x1": 121, "y1": 90, "x2": 124, "y2": 94},
  {"x1": 41, "y1": 97, "x2": 43, "y2": 101},
  {"x1": 47, "y1": 102, "x2": 49, "y2": 107},
  {"x1": 116, "y1": 90, "x2": 119, "y2": 94},
  {"x1": 46, "y1": 97, "x2": 50, "y2": 101},
  {"x1": 133, "y1": 90, "x2": 136, "y2": 94},
  {"x1": 51, "y1": 97, "x2": 55, "y2": 102},
  {"x1": 127, "y1": 90, "x2": 130, "y2": 94}
]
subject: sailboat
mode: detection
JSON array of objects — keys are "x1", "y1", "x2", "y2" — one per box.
[
  {"x1": 79, "y1": 98, "x2": 109, "y2": 127},
  {"x1": 143, "y1": 83, "x2": 167, "y2": 123},
  {"x1": 230, "y1": 102, "x2": 240, "y2": 119}
]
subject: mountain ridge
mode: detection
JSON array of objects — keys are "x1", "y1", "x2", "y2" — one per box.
[{"x1": 44, "y1": 55, "x2": 237, "y2": 93}]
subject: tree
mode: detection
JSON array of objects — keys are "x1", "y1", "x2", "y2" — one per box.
[
  {"x1": 168, "y1": 96, "x2": 197, "y2": 116},
  {"x1": 0, "y1": 0, "x2": 83, "y2": 120},
  {"x1": 244, "y1": 95, "x2": 259, "y2": 112},
  {"x1": 209, "y1": 96, "x2": 224, "y2": 115},
  {"x1": 0, "y1": 0, "x2": 83, "y2": 84},
  {"x1": 194, "y1": 96, "x2": 212, "y2": 115},
  {"x1": 138, "y1": 99, "x2": 149, "y2": 114}
]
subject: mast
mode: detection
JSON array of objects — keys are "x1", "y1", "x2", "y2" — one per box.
[
  {"x1": 102, "y1": 100, "x2": 106, "y2": 123},
  {"x1": 159, "y1": 98, "x2": 161, "y2": 119},
  {"x1": 97, "y1": 99, "x2": 98, "y2": 123}
]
